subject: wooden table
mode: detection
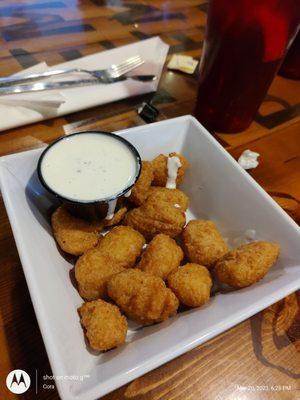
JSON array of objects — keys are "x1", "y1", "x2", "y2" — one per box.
[{"x1": 0, "y1": 1, "x2": 299, "y2": 399}]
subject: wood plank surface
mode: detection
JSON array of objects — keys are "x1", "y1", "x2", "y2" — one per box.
[{"x1": 0, "y1": 1, "x2": 299, "y2": 399}]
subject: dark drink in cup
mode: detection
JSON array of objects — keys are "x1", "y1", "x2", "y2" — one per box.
[
  {"x1": 195, "y1": 0, "x2": 300, "y2": 133},
  {"x1": 279, "y1": 31, "x2": 300, "y2": 80}
]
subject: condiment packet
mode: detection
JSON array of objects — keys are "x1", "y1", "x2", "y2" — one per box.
[{"x1": 167, "y1": 54, "x2": 198, "y2": 74}]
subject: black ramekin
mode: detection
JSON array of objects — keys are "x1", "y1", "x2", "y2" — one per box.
[{"x1": 37, "y1": 131, "x2": 141, "y2": 220}]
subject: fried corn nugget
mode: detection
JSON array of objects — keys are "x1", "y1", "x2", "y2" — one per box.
[
  {"x1": 51, "y1": 206, "x2": 103, "y2": 256},
  {"x1": 107, "y1": 269, "x2": 179, "y2": 325},
  {"x1": 147, "y1": 187, "x2": 189, "y2": 211},
  {"x1": 79, "y1": 299, "x2": 127, "y2": 351},
  {"x1": 75, "y1": 250, "x2": 124, "y2": 300},
  {"x1": 124, "y1": 196, "x2": 186, "y2": 241},
  {"x1": 97, "y1": 226, "x2": 145, "y2": 268},
  {"x1": 152, "y1": 152, "x2": 189, "y2": 187},
  {"x1": 168, "y1": 263, "x2": 212, "y2": 307},
  {"x1": 214, "y1": 241, "x2": 280, "y2": 288},
  {"x1": 75, "y1": 226, "x2": 145, "y2": 300},
  {"x1": 129, "y1": 161, "x2": 154, "y2": 206},
  {"x1": 182, "y1": 220, "x2": 228, "y2": 269},
  {"x1": 137, "y1": 234, "x2": 183, "y2": 280},
  {"x1": 104, "y1": 206, "x2": 127, "y2": 227}
]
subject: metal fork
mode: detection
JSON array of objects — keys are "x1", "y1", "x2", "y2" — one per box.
[
  {"x1": 0, "y1": 55, "x2": 144, "y2": 87},
  {"x1": 0, "y1": 74, "x2": 157, "y2": 96}
]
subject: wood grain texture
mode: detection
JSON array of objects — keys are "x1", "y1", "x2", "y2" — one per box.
[{"x1": 0, "y1": 1, "x2": 299, "y2": 399}]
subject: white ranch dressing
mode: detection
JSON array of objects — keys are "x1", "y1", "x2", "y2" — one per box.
[
  {"x1": 166, "y1": 156, "x2": 181, "y2": 189},
  {"x1": 41, "y1": 133, "x2": 137, "y2": 202},
  {"x1": 238, "y1": 149, "x2": 260, "y2": 170},
  {"x1": 232, "y1": 229, "x2": 257, "y2": 247},
  {"x1": 105, "y1": 199, "x2": 118, "y2": 220}
]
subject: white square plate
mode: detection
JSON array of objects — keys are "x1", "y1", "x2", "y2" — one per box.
[{"x1": 0, "y1": 116, "x2": 299, "y2": 400}]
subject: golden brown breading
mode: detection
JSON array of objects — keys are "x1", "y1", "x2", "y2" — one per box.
[
  {"x1": 104, "y1": 206, "x2": 127, "y2": 227},
  {"x1": 146, "y1": 187, "x2": 189, "y2": 211},
  {"x1": 107, "y1": 269, "x2": 179, "y2": 325},
  {"x1": 97, "y1": 226, "x2": 145, "y2": 269},
  {"x1": 124, "y1": 196, "x2": 186, "y2": 241},
  {"x1": 79, "y1": 299, "x2": 127, "y2": 351},
  {"x1": 167, "y1": 263, "x2": 212, "y2": 307},
  {"x1": 51, "y1": 206, "x2": 103, "y2": 256},
  {"x1": 75, "y1": 226, "x2": 145, "y2": 300},
  {"x1": 137, "y1": 234, "x2": 183, "y2": 280},
  {"x1": 214, "y1": 241, "x2": 280, "y2": 288},
  {"x1": 152, "y1": 152, "x2": 189, "y2": 187},
  {"x1": 182, "y1": 220, "x2": 228, "y2": 269},
  {"x1": 75, "y1": 250, "x2": 124, "y2": 300},
  {"x1": 129, "y1": 161, "x2": 154, "y2": 206}
]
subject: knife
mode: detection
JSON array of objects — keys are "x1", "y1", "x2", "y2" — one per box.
[{"x1": 0, "y1": 75, "x2": 157, "y2": 96}]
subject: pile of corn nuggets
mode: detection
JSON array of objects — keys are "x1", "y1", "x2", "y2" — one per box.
[{"x1": 51, "y1": 152, "x2": 280, "y2": 351}]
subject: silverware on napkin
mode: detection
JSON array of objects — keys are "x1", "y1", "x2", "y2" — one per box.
[
  {"x1": 0, "y1": 75, "x2": 157, "y2": 96},
  {"x1": 0, "y1": 55, "x2": 144, "y2": 87}
]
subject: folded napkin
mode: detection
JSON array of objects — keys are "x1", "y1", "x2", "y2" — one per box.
[
  {"x1": 0, "y1": 37, "x2": 169, "y2": 132},
  {"x1": 0, "y1": 62, "x2": 66, "y2": 130}
]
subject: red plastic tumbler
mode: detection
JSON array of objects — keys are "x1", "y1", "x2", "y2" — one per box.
[
  {"x1": 194, "y1": 0, "x2": 300, "y2": 133},
  {"x1": 279, "y1": 31, "x2": 300, "y2": 80}
]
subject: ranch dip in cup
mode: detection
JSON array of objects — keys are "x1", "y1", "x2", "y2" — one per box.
[{"x1": 37, "y1": 131, "x2": 141, "y2": 220}]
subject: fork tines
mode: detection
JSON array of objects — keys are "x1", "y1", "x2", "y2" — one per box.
[{"x1": 110, "y1": 55, "x2": 144, "y2": 78}]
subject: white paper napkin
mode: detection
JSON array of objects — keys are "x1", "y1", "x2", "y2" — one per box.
[
  {"x1": 0, "y1": 37, "x2": 169, "y2": 132},
  {"x1": 0, "y1": 62, "x2": 66, "y2": 129}
]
